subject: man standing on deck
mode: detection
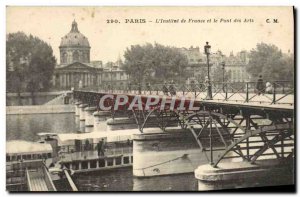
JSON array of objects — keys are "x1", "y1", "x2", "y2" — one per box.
[{"x1": 97, "y1": 139, "x2": 106, "y2": 157}]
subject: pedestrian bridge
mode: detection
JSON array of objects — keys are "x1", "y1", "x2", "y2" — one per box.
[{"x1": 73, "y1": 81, "x2": 294, "y2": 168}]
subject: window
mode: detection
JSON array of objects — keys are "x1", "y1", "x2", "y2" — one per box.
[
  {"x1": 99, "y1": 159, "x2": 105, "y2": 167},
  {"x1": 6, "y1": 155, "x2": 10, "y2": 162},
  {"x1": 73, "y1": 51, "x2": 79, "y2": 62},
  {"x1": 131, "y1": 156, "x2": 133, "y2": 163},
  {"x1": 62, "y1": 52, "x2": 68, "y2": 63},
  {"x1": 72, "y1": 162, "x2": 79, "y2": 170},
  {"x1": 115, "y1": 157, "x2": 121, "y2": 165},
  {"x1": 82, "y1": 161, "x2": 88, "y2": 169},
  {"x1": 123, "y1": 156, "x2": 129, "y2": 164},
  {"x1": 90, "y1": 160, "x2": 97, "y2": 168},
  {"x1": 25, "y1": 154, "x2": 31, "y2": 160},
  {"x1": 107, "y1": 158, "x2": 114, "y2": 166}
]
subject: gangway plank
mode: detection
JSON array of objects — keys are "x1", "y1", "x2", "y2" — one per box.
[{"x1": 26, "y1": 167, "x2": 57, "y2": 191}]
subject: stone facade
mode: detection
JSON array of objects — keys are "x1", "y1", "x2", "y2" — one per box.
[{"x1": 220, "y1": 51, "x2": 250, "y2": 82}]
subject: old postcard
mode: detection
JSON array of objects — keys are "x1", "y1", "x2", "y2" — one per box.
[{"x1": 6, "y1": 6, "x2": 294, "y2": 192}]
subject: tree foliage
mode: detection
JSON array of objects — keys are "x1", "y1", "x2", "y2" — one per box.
[
  {"x1": 246, "y1": 43, "x2": 294, "y2": 81},
  {"x1": 6, "y1": 32, "x2": 56, "y2": 93},
  {"x1": 122, "y1": 43, "x2": 189, "y2": 84}
]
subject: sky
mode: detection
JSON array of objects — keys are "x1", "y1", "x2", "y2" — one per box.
[{"x1": 6, "y1": 6, "x2": 294, "y2": 63}]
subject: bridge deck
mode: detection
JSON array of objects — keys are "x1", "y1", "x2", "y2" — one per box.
[{"x1": 199, "y1": 99, "x2": 294, "y2": 111}]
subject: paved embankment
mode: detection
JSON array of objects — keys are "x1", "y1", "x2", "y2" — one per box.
[{"x1": 6, "y1": 105, "x2": 75, "y2": 115}]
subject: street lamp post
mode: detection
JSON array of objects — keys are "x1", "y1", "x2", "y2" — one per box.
[
  {"x1": 204, "y1": 42, "x2": 212, "y2": 99},
  {"x1": 221, "y1": 61, "x2": 226, "y2": 92}
]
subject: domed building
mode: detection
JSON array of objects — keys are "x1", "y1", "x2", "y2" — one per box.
[
  {"x1": 53, "y1": 20, "x2": 129, "y2": 90},
  {"x1": 59, "y1": 20, "x2": 90, "y2": 64},
  {"x1": 53, "y1": 20, "x2": 103, "y2": 89}
]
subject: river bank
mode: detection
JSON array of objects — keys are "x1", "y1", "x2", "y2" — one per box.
[{"x1": 6, "y1": 105, "x2": 75, "y2": 115}]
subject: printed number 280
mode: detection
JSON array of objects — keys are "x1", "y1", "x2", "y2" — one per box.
[{"x1": 107, "y1": 19, "x2": 120, "y2": 23}]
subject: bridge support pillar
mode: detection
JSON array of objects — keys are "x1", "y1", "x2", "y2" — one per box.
[
  {"x1": 132, "y1": 130, "x2": 218, "y2": 177},
  {"x1": 79, "y1": 104, "x2": 88, "y2": 121},
  {"x1": 84, "y1": 107, "x2": 97, "y2": 127},
  {"x1": 194, "y1": 159, "x2": 294, "y2": 190},
  {"x1": 93, "y1": 111, "x2": 111, "y2": 132},
  {"x1": 75, "y1": 102, "x2": 82, "y2": 116}
]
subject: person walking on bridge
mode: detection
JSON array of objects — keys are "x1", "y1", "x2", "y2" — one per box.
[
  {"x1": 256, "y1": 75, "x2": 265, "y2": 95},
  {"x1": 138, "y1": 82, "x2": 142, "y2": 94},
  {"x1": 162, "y1": 81, "x2": 169, "y2": 96},
  {"x1": 266, "y1": 81, "x2": 273, "y2": 94},
  {"x1": 146, "y1": 82, "x2": 151, "y2": 94},
  {"x1": 169, "y1": 80, "x2": 176, "y2": 96},
  {"x1": 127, "y1": 82, "x2": 132, "y2": 93}
]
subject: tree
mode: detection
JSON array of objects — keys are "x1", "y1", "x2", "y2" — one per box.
[
  {"x1": 122, "y1": 43, "x2": 189, "y2": 85},
  {"x1": 246, "y1": 43, "x2": 294, "y2": 82},
  {"x1": 6, "y1": 32, "x2": 56, "y2": 104}
]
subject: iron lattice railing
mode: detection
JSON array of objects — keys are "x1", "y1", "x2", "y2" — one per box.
[{"x1": 75, "y1": 81, "x2": 294, "y2": 105}]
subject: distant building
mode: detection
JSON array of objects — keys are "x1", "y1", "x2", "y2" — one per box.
[
  {"x1": 179, "y1": 46, "x2": 250, "y2": 83},
  {"x1": 101, "y1": 59, "x2": 129, "y2": 89},
  {"x1": 53, "y1": 20, "x2": 128, "y2": 90},
  {"x1": 178, "y1": 46, "x2": 207, "y2": 82},
  {"x1": 53, "y1": 20, "x2": 102, "y2": 89},
  {"x1": 222, "y1": 51, "x2": 250, "y2": 82}
]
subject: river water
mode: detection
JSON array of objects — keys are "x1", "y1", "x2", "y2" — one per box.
[{"x1": 6, "y1": 113, "x2": 294, "y2": 191}]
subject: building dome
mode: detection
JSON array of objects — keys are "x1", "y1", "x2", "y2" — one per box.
[
  {"x1": 60, "y1": 20, "x2": 90, "y2": 48},
  {"x1": 59, "y1": 20, "x2": 91, "y2": 64}
]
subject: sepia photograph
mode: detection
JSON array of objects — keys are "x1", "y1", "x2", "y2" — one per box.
[{"x1": 5, "y1": 6, "x2": 295, "y2": 192}]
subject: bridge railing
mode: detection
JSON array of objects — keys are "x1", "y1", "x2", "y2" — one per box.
[{"x1": 75, "y1": 80, "x2": 293, "y2": 105}]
